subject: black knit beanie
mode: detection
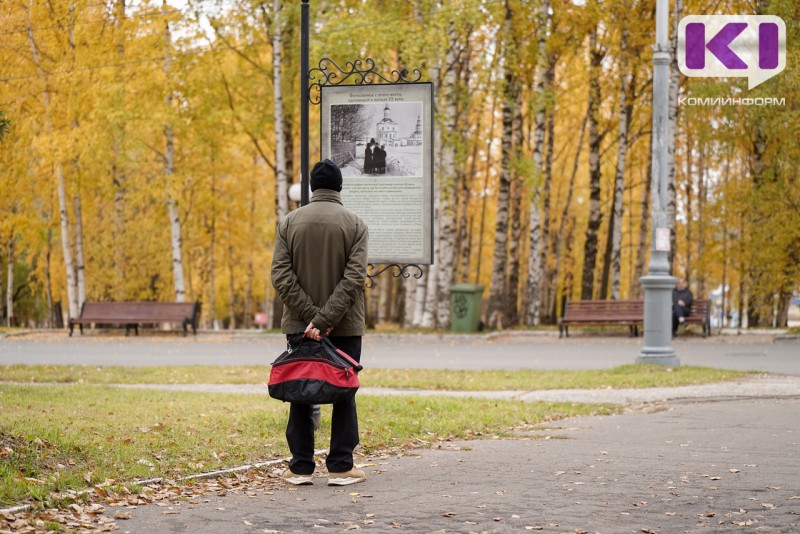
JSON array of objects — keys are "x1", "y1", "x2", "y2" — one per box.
[{"x1": 310, "y1": 159, "x2": 343, "y2": 192}]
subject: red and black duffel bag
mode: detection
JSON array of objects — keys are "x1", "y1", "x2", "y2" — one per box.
[{"x1": 268, "y1": 334, "x2": 362, "y2": 405}]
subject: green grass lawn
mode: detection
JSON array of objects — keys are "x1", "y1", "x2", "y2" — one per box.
[
  {"x1": 0, "y1": 384, "x2": 615, "y2": 507},
  {"x1": 0, "y1": 363, "x2": 755, "y2": 390}
]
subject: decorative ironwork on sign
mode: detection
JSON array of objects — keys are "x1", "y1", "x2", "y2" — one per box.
[
  {"x1": 365, "y1": 264, "x2": 424, "y2": 289},
  {"x1": 309, "y1": 58, "x2": 423, "y2": 104}
]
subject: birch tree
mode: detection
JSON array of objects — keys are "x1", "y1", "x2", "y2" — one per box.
[
  {"x1": 524, "y1": 0, "x2": 551, "y2": 325},
  {"x1": 26, "y1": 0, "x2": 79, "y2": 321},
  {"x1": 608, "y1": 27, "x2": 633, "y2": 300},
  {"x1": 506, "y1": 88, "x2": 524, "y2": 324},
  {"x1": 272, "y1": 0, "x2": 289, "y2": 222},
  {"x1": 163, "y1": 9, "x2": 186, "y2": 303},
  {"x1": 666, "y1": 0, "x2": 683, "y2": 272},
  {"x1": 5, "y1": 237, "x2": 14, "y2": 326},
  {"x1": 112, "y1": 0, "x2": 127, "y2": 294},
  {"x1": 434, "y1": 23, "x2": 462, "y2": 329},
  {"x1": 68, "y1": 4, "x2": 86, "y2": 310},
  {"x1": 579, "y1": 16, "x2": 605, "y2": 300},
  {"x1": 486, "y1": 0, "x2": 517, "y2": 329}
]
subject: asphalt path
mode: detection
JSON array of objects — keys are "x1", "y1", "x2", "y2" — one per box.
[
  {"x1": 121, "y1": 397, "x2": 800, "y2": 533},
  {"x1": 1, "y1": 331, "x2": 798, "y2": 375}
]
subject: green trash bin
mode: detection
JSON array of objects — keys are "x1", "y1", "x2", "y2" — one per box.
[{"x1": 450, "y1": 284, "x2": 484, "y2": 332}]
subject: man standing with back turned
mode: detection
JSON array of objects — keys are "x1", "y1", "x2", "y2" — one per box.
[{"x1": 271, "y1": 159, "x2": 369, "y2": 486}]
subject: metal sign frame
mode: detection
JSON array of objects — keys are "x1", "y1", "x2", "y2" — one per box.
[{"x1": 309, "y1": 58, "x2": 433, "y2": 287}]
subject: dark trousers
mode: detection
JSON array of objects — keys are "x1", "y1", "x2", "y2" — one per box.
[
  {"x1": 285, "y1": 336, "x2": 361, "y2": 475},
  {"x1": 672, "y1": 304, "x2": 689, "y2": 335}
]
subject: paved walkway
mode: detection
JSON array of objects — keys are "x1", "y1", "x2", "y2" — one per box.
[
  {"x1": 113, "y1": 373, "x2": 800, "y2": 405},
  {"x1": 109, "y1": 376, "x2": 800, "y2": 532},
  {"x1": 4, "y1": 333, "x2": 800, "y2": 532},
  {"x1": 122, "y1": 396, "x2": 800, "y2": 533},
  {"x1": 2, "y1": 331, "x2": 799, "y2": 375}
]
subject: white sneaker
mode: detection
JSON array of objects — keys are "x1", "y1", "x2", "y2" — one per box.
[
  {"x1": 282, "y1": 468, "x2": 313, "y2": 485},
  {"x1": 327, "y1": 468, "x2": 366, "y2": 486}
]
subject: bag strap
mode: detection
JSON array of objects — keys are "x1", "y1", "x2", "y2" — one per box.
[{"x1": 320, "y1": 335, "x2": 363, "y2": 372}]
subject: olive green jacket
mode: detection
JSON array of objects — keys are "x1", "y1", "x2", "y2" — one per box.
[{"x1": 271, "y1": 189, "x2": 368, "y2": 336}]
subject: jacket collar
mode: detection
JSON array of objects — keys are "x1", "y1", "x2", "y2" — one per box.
[{"x1": 310, "y1": 189, "x2": 343, "y2": 205}]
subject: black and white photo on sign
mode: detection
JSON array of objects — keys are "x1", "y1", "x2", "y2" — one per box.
[{"x1": 329, "y1": 101, "x2": 424, "y2": 178}]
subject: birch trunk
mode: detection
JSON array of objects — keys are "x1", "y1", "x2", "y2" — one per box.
[
  {"x1": 609, "y1": 33, "x2": 633, "y2": 301},
  {"x1": 0, "y1": 248, "x2": 4, "y2": 323},
  {"x1": 486, "y1": 4, "x2": 516, "y2": 329},
  {"x1": 631, "y1": 130, "x2": 653, "y2": 299},
  {"x1": 580, "y1": 27, "x2": 604, "y2": 300},
  {"x1": 272, "y1": 0, "x2": 289, "y2": 222},
  {"x1": 68, "y1": 5, "x2": 86, "y2": 310},
  {"x1": 421, "y1": 199, "x2": 440, "y2": 328},
  {"x1": 164, "y1": 15, "x2": 186, "y2": 303},
  {"x1": 684, "y1": 130, "x2": 694, "y2": 281},
  {"x1": 507, "y1": 168, "x2": 523, "y2": 324},
  {"x1": 245, "y1": 179, "x2": 256, "y2": 329},
  {"x1": 45, "y1": 228, "x2": 54, "y2": 327},
  {"x1": 666, "y1": 0, "x2": 683, "y2": 273},
  {"x1": 5, "y1": 237, "x2": 13, "y2": 327},
  {"x1": 112, "y1": 0, "x2": 126, "y2": 291},
  {"x1": 475, "y1": 83, "x2": 499, "y2": 285},
  {"x1": 435, "y1": 23, "x2": 461, "y2": 329},
  {"x1": 412, "y1": 266, "x2": 428, "y2": 327},
  {"x1": 228, "y1": 240, "x2": 236, "y2": 330},
  {"x1": 208, "y1": 173, "x2": 217, "y2": 329},
  {"x1": 455, "y1": 48, "x2": 475, "y2": 284},
  {"x1": 524, "y1": 0, "x2": 550, "y2": 325},
  {"x1": 403, "y1": 276, "x2": 416, "y2": 327},
  {"x1": 549, "y1": 110, "x2": 588, "y2": 319},
  {"x1": 696, "y1": 144, "x2": 707, "y2": 297},
  {"x1": 0, "y1": 249, "x2": 4, "y2": 323},
  {"x1": 74, "y1": 195, "x2": 86, "y2": 309},
  {"x1": 209, "y1": 212, "x2": 217, "y2": 329},
  {"x1": 540, "y1": 63, "x2": 556, "y2": 323},
  {"x1": 485, "y1": 73, "x2": 515, "y2": 329},
  {"x1": 27, "y1": 3, "x2": 78, "y2": 320},
  {"x1": 456, "y1": 178, "x2": 471, "y2": 284},
  {"x1": 377, "y1": 275, "x2": 390, "y2": 323},
  {"x1": 507, "y1": 87, "x2": 525, "y2": 325},
  {"x1": 421, "y1": 46, "x2": 444, "y2": 329}
]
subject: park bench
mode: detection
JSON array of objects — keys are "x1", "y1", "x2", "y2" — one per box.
[
  {"x1": 68, "y1": 302, "x2": 201, "y2": 337},
  {"x1": 558, "y1": 300, "x2": 644, "y2": 338},
  {"x1": 558, "y1": 299, "x2": 711, "y2": 338}
]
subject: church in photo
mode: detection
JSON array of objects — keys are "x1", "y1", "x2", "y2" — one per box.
[
  {"x1": 376, "y1": 104, "x2": 399, "y2": 146},
  {"x1": 375, "y1": 104, "x2": 424, "y2": 147}
]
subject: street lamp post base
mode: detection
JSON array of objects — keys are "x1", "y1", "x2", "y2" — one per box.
[
  {"x1": 636, "y1": 352, "x2": 680, "y2": 367},
  {"x1": 637, "y1": 272, "x2": 680, "y2": 367}
]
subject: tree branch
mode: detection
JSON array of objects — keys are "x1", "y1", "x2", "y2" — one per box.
[{"x1": 219, "y1": 69, "x2": 276, "y2": 171}]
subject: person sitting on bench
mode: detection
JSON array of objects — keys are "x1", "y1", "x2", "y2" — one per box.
[{"x1": 672, "y1": 278, "x2": 694, "y2": 338}]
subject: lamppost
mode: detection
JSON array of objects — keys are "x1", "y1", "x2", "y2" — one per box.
[
  {"x1": 300, "y1": 0, "x2": 310, "y2": 207},
  {"x1": 637, "y1": 0, "x2": 679, "y2": 366}
]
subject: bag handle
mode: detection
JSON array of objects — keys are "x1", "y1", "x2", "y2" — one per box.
[{"x1": 320, "y1": 335, "x2": 363, "y2": 372}]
